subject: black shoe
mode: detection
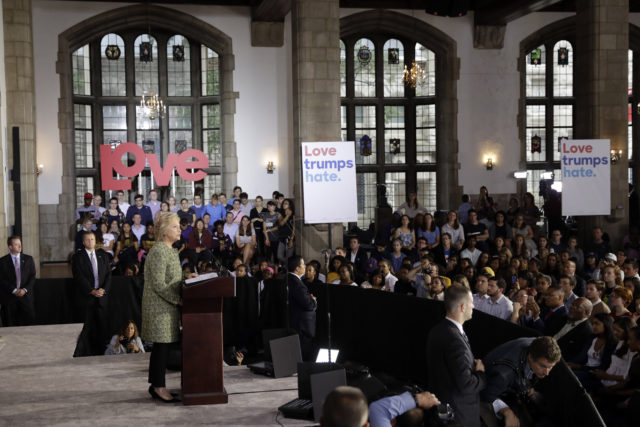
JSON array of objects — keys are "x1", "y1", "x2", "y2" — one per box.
[{"x1": 148, "y1": 386, "x2": 181, "y2": 403}]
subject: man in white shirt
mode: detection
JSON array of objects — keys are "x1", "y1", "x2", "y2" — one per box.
[
  {"x1": 559, "y1": 274, "x2": 578, "y2": 312},
  {"x1": 585, "y1": 280, "x2": 611, "y2": 315},
  {"x1": 378, "y1": 260, "x2": 397, "y2": 292},
  {"x1": 147, "y1": 188, "x2": 161, "y2": 218},
  {"x1": 460, "y1": 236, "x2": 482, "y2": 267},
  {"x1": 239, "y1": 192, "x2": 254, "y2": 217},
  {"x1": 472, "y1": 271, "x2": 491, "y2": 309},
  {"x1": 623, "y1": 258, "x2": 640, "y2": 281},
  {"x1": 223, "y1": 211, "x2": 239, "y2": 241},
  {"x1": 476, "y1": 277, "x2": 513, "y2": 321},
  {"x1": 117, "y1": 190, "x2": 130, "y2": 217},
  {"x1": 131, "y1": 213, "x2": 146, "y2": 245}
]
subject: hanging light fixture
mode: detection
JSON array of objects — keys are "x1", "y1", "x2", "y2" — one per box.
[
  {"x1": 403, "y1": 61, "x2": 426, "y2": 88},
  {"x1": 140, "y1": 91, "x2": 165, "y2": 120}
]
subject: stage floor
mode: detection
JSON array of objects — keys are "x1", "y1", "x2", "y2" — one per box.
[{"x1": 0, "y1": 324, "x2": 312, "y2": 426}]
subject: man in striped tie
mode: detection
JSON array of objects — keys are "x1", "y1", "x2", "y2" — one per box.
[
  {"x1": 71, "y1": 231, "x2": 112, "y2": 356},
  {"x1": 0, "y1": 236, "x2": 36, "y2": 326}
]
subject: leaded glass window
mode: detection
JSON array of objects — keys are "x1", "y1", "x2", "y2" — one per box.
[
  {"x1": 74, "y1": 104, "x2": 93, "y2": 168},
  {"x1": 73, "y1": 44, "x2": 91, "y2": 95},
  {"x1": 167, "y1": 35, "x2": 191, "y2": 96},
  {"x1": 101, "y1": 34, "x2": 126, "y2": 96},
  {"x1": 201, "y1": 46, "x2": 219, "y2": 96},
  {"x1": 383, "y1": 39, "x2": 404, "y2": 97},
  {"x1": 134, "y1": 34, "x2": 159, "y2": 96},
  {"x1": 354, "y1": 38, "x2": 376, "y2": 97},
  {"x1": 202, "y1": 104, "x2": 221, "y2": 167}
]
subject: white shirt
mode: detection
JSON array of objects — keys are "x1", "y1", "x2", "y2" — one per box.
[
  {"x1": 445, "y1": 316, "x2": 465, "y2": 336},
  {"x1": 460, "y1": 247, "x2": 482, "y2": 266},
  {"x1": 118, "y1": 202, "x2": 130, "y2": 217},
  {"x1": 223, "y1": 222, "x2": 239, "y2": 240},
  {"x1": 384, "y1": 272, "x2": 398, "y2": 292},
  {"x1": 476, "y1": 294, "x2": 513, "y2": 321},
  {"x1": 131, "y1": 224, "x2": 146, "y2": 244}
]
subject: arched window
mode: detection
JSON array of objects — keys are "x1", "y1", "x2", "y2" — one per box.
[
  {"x1": 70, "y1": 28, "x2": 223, "y2": 204},
  {"x1": 340, "y1": 11, "x2": 457, "y2": 228},
  {"x1": 521, "y1": 24, "x2": 575, "y2": 207},
  {"x1": 63, "y1": 6, "x2": 234, "y2": 208}
]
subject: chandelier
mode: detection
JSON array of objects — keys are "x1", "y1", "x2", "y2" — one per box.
[
  {"x1": 140, "y1": 91, "x2": 166, "y2": 120},
  {"x1": 403, "y1": 61, "x2": 425, "y2": 88}
]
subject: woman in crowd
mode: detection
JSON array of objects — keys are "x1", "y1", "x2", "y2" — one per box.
[
  {"x1": 108, "y1": 219, "x2": 121, "y2": 241},
  {"x1": 303, "y1": 262, "x2": 324, "y2": 287},
  {"x1": 389, "y1": 239, "x2": 407, "y2": 273},
  {"x1": 142, "y1": 212, "x2": 188, "y2": 403},
  {"x1": 590, "y1": 317, "x2": 637, "y2": 389},
  {"x1": 432, "y1": 232, "x2": 457, "y2": 266},
  {"x1": 397, "y1": 192, "x2": 424, "y2": 218},
  {"x1": 441, "y1": 210, "x2": 465, "y2": 251},
  {"x1": 167, "y1": 196, "x2": 179, "y2": 213},
  {"x1": 505, "y1": 197, "x2": 520, "y2": 225},
  {"x1": 154, "y1": 201, "x2": 170, "y2": 223},
  {"x1": 277, "y1": 198, "x2": 295, "y2": 264},
  {"x1": 512, "y1": 214, "x2": 537, "y2": 257},
  {"x1": 326, "y1": 255, "x2": 345, "y2": 283},
  {"x1": 521, "y1": 192, "x2": 542, "y2": 228},
  {"x1": 611, "y1": 287, "x2": 634, "y2": 320},
  {"x1": 105, "y1": 320, "x2": 145, "y2": 355},
  {"x1": 603, "y1": 265, "x2": 624, "y2": 302},
  {"x1": 567, "y1": 236, "x2": 585, "y2": 271},
  {"x1": 492, "y1": 235, "x2": 506, "y2": 255},
  {"x1": 544, "y1": 252, "x2": 562, "y2": 280},
  {"x1": 584, "y1": 253, "x2": 601, "y2": 280},
  {"x1": 489, "y1": 210, "x2": 511, "y2": 242},
  {"x1": 96, "y1": 221, "x2": 115, "y2": 261},
  {"x1": 250, "y1": 195, "x2": 266, "y2": 256},
  {"x1": 102, "y1": 197, "x2": 125, "y2": 227},
  {"x1": 333, "y1": 264, "x2": 357, "y2": 286},
  {"x1": 186, "y1": 218, "x2": 213, "y2": 266},
  {"x1": 419, "y1": 212, "x2": 440, "y2": 249},
  {"x1": 569, "y1": 313, "x2": 617, "y2": 372},
  {"x1": 114, "y1": 222, "x2": 139, "y2": 268},
  {"x1": 212, "y1": 220, "x2": 234, "y2": 267},
  {"x1": 361, "y1": 269, "x2": 385, "y2": 290},
  {"x1": 262, "y1": 201, "x2": 280, "y2": 264},
  {"x1": 511, "y1": 234, "x2": 530, "y2": 260},
  {"x1": 392, "y1": 214, "x2": 416, "y2": 253},
  {"x1": 426, "y1": 276, "x2": 445, "y2": 300},
  {"x1": 236, "y1": 215, "x2": 256, "y2": 265},
  {"x1": 475, "y1": 185, "x2": 496, "y2": 223}
]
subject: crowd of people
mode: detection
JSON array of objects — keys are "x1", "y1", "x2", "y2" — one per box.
[{"x1": 66, "y1": 185, "x2": 640, "y2": 423}]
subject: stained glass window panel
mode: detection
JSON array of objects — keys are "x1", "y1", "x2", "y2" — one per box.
[
  {"x1": 74, "y1": 104, "x2": 93, "y2": 168},
  {"x1": 384, "y1": 106, "x2": 405, "y2": 164},
  {"x1": 356, "y1": 173, "x2": 376, "y2": 229},
  {"x1": 100, "y1": 34, "x2": 126, "y2": 96},
  {"x1": 415, "y1": 43, "x2": 436, "y2": 97},
  {"x1": 416, "y1": 104, "x2": 436, "y2": 163},
  {"x1": 553, "y1": 105, "x2": 572, "y2": 161},
  {"x1": 72, "y1": 44, "x2": 91, "y2": 95},
  {"x1": 167, "y1": 35, "x2": 191, "y2": 96},
  {"x1": 169, "y1": 105, "x2": 192, "y2": 154},
  {"x1": 354, "y1": 38, "x2": 375, "y2": 97},
  {"x1": 136, "y1": 105, "x2": 160, "y2": 160},
  {"x1": 526, "y1": 45, "x2": 546, "y2": 97},
  {"x1": 201, "y1": 46, "x2": 219, "y2": 96},
  {"x1": 384, "y1": 172, "x2": 406, "y2": 211},
  {"x1": 134, "y1": 34, "x2": 159, "y2": 96},
  {"x1": 383, "y1": 39, "x2": 404, "y2": 97},
  {"x1": 417, "y1": 171, "x2": 437, "y2": 214},
  {"x1": 202, "y1": 104, "x2": 221, "y2": 167},
  {"x1": 526, "y1": 105, "x2": 546, "y2": 162},
  {"x1": 355, "y1": 106, "x2": 376, "y2": 165},
  {"x1": 553, "y1": 40, "x2": 573, "y2": 97}
]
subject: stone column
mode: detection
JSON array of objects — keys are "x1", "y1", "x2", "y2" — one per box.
[
  {"x1": 291, "y1": 0, "x2": 343, "y2": 261},
  {"x1": 575, "y1": 0, "x2": 629, "y2": 247},
  {"x1": 3, "y1": 0, "x2": 39, "y2": 271}
]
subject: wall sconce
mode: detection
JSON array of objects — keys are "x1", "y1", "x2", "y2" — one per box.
[
  {"x1": 483, "y1": 155, "x2": 494, "y2": 170},
  {"x1": 266, "y1": 161, "x2": 276, "y2": 174},
  {"x1": 35, "y1": 163, "x2": 44, "y2": 176},
  {"x1": 610, "y1": 149, "x2": 623, "y2": 165}
]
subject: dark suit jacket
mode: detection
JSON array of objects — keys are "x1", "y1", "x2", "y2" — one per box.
[
  {"x1": 287, "y1": 273, "x2": 317, "y2": 340},
  {"x1": 427, "y1": 318, "x2": 486, "y2": 427},
  {"x1": 557, "y1": 319, "x2": 594, "y2": 362},
  {"x1": 346, "y1": 248, "x2": 368, "y2": 283},
  {"x1": 71, "y1": 249, "x2": 112, "y2": 309},
  {"x1": 0, "y1": 253, "x2": 36, "y2": 306},
  {"x1": 431, "y1": 245, "x2": 458, "y2": 268},
  {"x1": 541, "y1": 305, "x2": 568, "y2": 337},
  {"x1": 481, "y1": 337, "x2": 536, "y2": 405}
]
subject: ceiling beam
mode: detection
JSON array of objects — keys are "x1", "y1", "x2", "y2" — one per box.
[
  {"x1": 475, "y1": 0, "x2": 565, "y2": 26},
  {"x1": 251, "y1": 0, "x2": 291, "y2": 22}
]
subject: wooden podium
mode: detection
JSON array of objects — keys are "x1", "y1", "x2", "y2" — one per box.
[{"x1": 181, "y1": 276, "x2": 235, "y2": 405}]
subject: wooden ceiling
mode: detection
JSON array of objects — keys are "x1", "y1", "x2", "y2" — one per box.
[{"x1": 68, "y1": 0, "x2": 640, "y2": 25}]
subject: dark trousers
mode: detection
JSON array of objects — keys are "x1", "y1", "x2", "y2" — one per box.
[
  {"x1": 149, "y1": 342, "x2": 172, "y2": 387},
  {"x1": 0, "y1": 298, "x2": 35, "y2": 327}
]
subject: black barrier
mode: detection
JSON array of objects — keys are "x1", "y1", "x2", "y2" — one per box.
[{"x1": 308, "y1": 283, "x2": 605, "y2": 427}]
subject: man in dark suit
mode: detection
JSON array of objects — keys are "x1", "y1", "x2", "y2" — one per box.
[
  {"x1": 540, "y1": 287, "x2": 568, "y2": 337},
  {"x1": 72, "y1": 231, "x2": 112, "y2": 356},
  {"x1": 346, "y1": 236, "x2": 368, "y2": 284},
  {"x1": 427, "y1": 284, "x2": 486, "y2": 427},
  {"x1": 0, "y1": 236, "x2": 36, "y2": 326},
  {"x1": 554, "y1": 297, "x2": 594, "y2": 362},
  {"x1": 287, "y1": 255, "x2": 317, "y2": 361}
]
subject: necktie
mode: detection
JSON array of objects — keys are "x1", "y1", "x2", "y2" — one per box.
[
  {"x1": 14, "y1": 256, "x2": 20, "y2": 289},
  {"x1": 461, "y1": 331, "x2": 470, "y2": 347},
  {"x1": 90, "y1": 252, "x2": 99, "y2": 289}
]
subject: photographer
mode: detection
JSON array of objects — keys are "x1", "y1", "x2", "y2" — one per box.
[
  {"x1": 409, "y1": 255, "x2": 433, "y2": 298},
  {"x1": 105, "y1": 320, "x2": 145, "y2": 355}
]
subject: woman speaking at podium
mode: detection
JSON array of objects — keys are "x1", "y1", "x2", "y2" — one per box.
[{"x1": 142, "y1": 211, "x2": 188, "y2": 403}]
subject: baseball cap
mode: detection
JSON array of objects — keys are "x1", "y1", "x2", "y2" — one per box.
[
  {"x1": 84, "y1": 192, "x2": 93, "y2": 199},
  {"x1": 604, "y1": 253, "x2": 617, "y2": 262}
]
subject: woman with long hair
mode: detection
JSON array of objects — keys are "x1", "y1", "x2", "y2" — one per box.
[
  {"x1": 611, "y1": 287, "x2": 634, "y2": 320},
  {"x1": 590, "y1": 317, "x2": 638, "y2": 388},
  {"x1": 441, "y1": 210, "x2": 465, "y2": 251},
  {"x1": 187, "y1": 218, "x2": 213, "y2": 266},
  {"x1": 511, "y1": 214, "x2": 537, "y2": 257},
  {"x1": 114, "y1": 222, "x2": 139, "y2": 268},
  {"x1": 105, "y1": 320, "x2": 144, "y2": 355},
  {"x1": 102, "y1": 197, "x2": 125, "y2": 227},
  {"x1": 236, "y1": 215, "x2": 256, "y2": 265},
  {"x1": 419, "y1": 212, "x2": 440, "y2": 249},
  {"x1": 569, "y1": 313, "x2": 617, "y2": 372},
  {"x1": 333, "y1": 264, "x2": 357, "y2": 286},
  {"x1": 277, "y1": 198, "x2": 295, "y2": 264},
  {"x1": 392, "y1": 214, "x2": 416, "y2": 252},
  {"x1": 397, "y1": 192, "x2": 424, "y2": 218}
]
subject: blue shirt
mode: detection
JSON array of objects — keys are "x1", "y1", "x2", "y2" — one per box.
[
  {"x1": 205, "y1": 202, "x2": 226, "y2": 222},
  {"x1": 369, "y1": 392, "x2": 415, "y2": 427},
  {"x1": 191, "y1": 204, "x2": 206, "y2": 220},
  {"x1": 125, "y1": 205, "x2": 153, "y2": 226}
]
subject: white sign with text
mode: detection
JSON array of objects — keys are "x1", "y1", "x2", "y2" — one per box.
[{"x1": 561, "y1": 139, "x2": 610, "y2": 216}]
